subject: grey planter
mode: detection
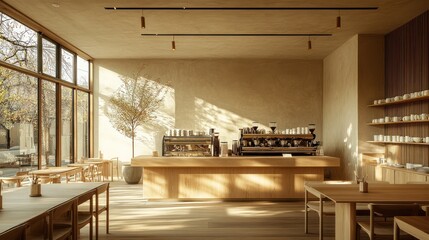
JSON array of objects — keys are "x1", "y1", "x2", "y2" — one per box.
[{"x1": 122, "y1": 164, "x2": 142, "y2": 184}]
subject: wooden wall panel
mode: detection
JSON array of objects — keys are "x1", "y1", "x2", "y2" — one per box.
[
  {"x1": 385, "y1": 11, "x2": 429, "y2": 166},
  {"x1": 142, "y1": 167, "x2": 324, "y2": 199}
]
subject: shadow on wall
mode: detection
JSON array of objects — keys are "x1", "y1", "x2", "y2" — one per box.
[{"x1": 95, "y1": 59, "x2": 323, "y2": 160}]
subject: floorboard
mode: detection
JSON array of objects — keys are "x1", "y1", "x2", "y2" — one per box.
[{"x1": 79, "y1": 181, "x2": 370, "y2": 240}]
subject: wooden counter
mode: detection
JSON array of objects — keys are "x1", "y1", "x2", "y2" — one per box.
[{"x1": 132, "y1": 156, "x2": 340, "y2": 200}]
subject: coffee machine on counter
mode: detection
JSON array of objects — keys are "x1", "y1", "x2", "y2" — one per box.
[
  {"x1": 162, "y1": 128, "x2": 223, "y2": 157},
  {"x1": 238, "y1": 122, "x2": 319, "y2": 156}
]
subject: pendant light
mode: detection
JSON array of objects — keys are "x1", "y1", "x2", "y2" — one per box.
[
  {"x1": 336, "y1": 10, "x2": 341, "y2": 29},
  {"x1": 307, "y1": 36, "x2": 312, "y2": 50},
  {"x1": 172, "y1": 36, "x2": 176, "y2": 51},
  {"x1": 141, "y1": 10, "x2": 146, "y2": 29}
]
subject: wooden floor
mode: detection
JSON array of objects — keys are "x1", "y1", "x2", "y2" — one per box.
[{"x1": 80, "y1": 180, "x2": 341, "y2": 240}]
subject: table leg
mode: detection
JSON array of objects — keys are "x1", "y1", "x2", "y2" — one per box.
[
  {"x1": 393, "y1": 218, "x2": 400, "y2": 240},
  {"x1": 335, "y1": 202, "x2": 356, "y2": 240},
  {"x1": 304, "y1": 189, "x2": 309, "y2": 233}
]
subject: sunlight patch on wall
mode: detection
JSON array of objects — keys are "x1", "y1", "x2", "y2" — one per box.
[
  {"x1": 194, "y1": 97, "x2": 256, "y2": 147},
  {"x1": 97, "y1": 66, "x2": 175, "y2": 161}
]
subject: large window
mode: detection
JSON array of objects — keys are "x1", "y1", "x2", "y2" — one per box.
[
  {"x1": 41, "y1": 81, "x2": 56, "y2": 167},
  {"x1": 61, "y1": 48, "x2": 74, "y2": 83},
  {"x1": 0, "y1": 13, "x2": 37, "y2": 71},
  {"x1": 0, "y1": 11, "x2": 91, "y2": 173},
  {"x1": 77, "y1": 56, "x2": 89, "y2": 88},
  {"x1": 0, "y1": 67, "x2": 38, "y2": 174},
  {"x1": 77, "y1": 91, "x2": 89, "y2": 160},
  {"x1": 42, "y1": 38, "x2": 57, "y2": 77},
  {"x1": 61, "y1": 86, "x2": 73, "y2": 165}
]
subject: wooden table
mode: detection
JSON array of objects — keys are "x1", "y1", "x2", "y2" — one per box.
[
  {"x1": 394, "y1": 216, "x2": 429, "y2": 240},
  {"x1": 87, "y1": 158, "x2": 114, "y2": 181},
  {"x1": 305, "y1": 183, "x2": 429, "y2": 240},
  {"x1": 30, "y1": 167, "x2": 82, "y2": 183},
  {"x1": 0, "y1": 182, "x2": 108, "y2": 239}
]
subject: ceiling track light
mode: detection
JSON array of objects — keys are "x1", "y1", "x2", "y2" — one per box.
[
  {"x1": 142, "y1": 33, "x2": 332, "y2": 37},
  {"x1": 308, "y1": 36, "x2": 312, "y2": 50},
  {"x1": 336, "y1": 10, "x2": 341, "y2": 29}
]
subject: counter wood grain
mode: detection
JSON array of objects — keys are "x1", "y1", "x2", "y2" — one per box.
[{"x1": 131, "y1": 156, "x2": 340, "y2": 200}]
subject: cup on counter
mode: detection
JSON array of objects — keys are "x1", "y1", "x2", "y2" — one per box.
[
  {"x1": 403, "y1": 93, "x2": 411, "y2": 99},
  {"x1": 403, "y1": 116, "x2": 410, "y2": 121},
  {"x1": 399, "y1": 136, "x2": 405, "y2": 142},
  {"x1": 424, "y1": 90, "x2": 429, "y2": 96},
  {"x1": 426, "y1": 137, "x2": 429, "y2": 143},
  {"x1": 392, "y1": 136, "x2": 397, "y2": 142},
  {"x1": 421, "y1": 113, "x2": 428, "y2": 120},
  {"x1": 394, "y1": 96, "x2": 402, "y2": 101},
  {"x1": 405, "y1": 136, "x2": 411, "y2": 142},
  {"x1": 374, "y1": 100, "x2": 378, "y2": 105},
  {"x1": 385, "y1": 116, "x2": 390, "y2": 123}
]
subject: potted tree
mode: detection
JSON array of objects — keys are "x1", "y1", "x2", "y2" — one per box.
[{"x1": 106, "y1": 67, "x2": 169, "y2": 184}]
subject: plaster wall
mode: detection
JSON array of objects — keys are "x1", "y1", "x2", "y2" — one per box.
[
  {"x1": 323, "y1": 35, "x2": 359, "y2": 180},
  {"x1": 93, "y1": 59, "x2": 323, "y2": 162}
]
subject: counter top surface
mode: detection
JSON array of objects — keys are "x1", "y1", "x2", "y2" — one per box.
[{"x1": 131, "y1": 155, "x2": 340, "y2": 167}]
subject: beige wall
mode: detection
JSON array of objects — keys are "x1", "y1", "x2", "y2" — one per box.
[
  {"x1": 323, "y1": 35, "x2": 385, "y2": 180},
  {"x1": 357, "y1": 35, "x2": 385, "y2": 180},
  {"x1": 323, "y1": 35, "x2": 359, "y2": 180},
  {"x1": 94, "y1": 59, "x2": 323, "y2": 162}
]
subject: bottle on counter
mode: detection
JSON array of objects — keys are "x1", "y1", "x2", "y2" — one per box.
[
  {"x1": 212, "y1": 132, "x2": 220, "y2": 157},
  {"x1": 220, "y1": 142, "x2": 228, "y2": 157}
]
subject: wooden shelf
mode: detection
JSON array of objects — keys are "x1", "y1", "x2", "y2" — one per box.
[
  {"x1": 368, "y1": 95, "x2": 429, "y2": 107},
  {"x1": 367, "y1": 120, "x2": 429, "y2": 126},
  {"x1": 241, "y1": 133, "x2": 313, "y2": 139},
  {"x1": 367, "y1": 141, "x2": 429, "y2": 146}
]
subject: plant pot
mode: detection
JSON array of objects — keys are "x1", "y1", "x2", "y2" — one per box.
[
  {"x1": 122, "y1": 164, "x2": 142, "y2": 184},
  {"x1": 30, "y1": 183, "x2": 42, "y2": 197}
]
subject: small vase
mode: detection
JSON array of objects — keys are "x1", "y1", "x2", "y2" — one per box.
[
  {"x1": 359, "y1": 181, "x2": 368, "y2": 193},
  {"x1": 30, "y1": 183, "x2": 42, "y2": 197}
]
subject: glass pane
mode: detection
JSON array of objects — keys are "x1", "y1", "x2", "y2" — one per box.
[
  {"x1": 77, "y1": 56, "x2": 89, "y2": 88},
  {"x1": 0, "y1": 13, "x2": 38, "y2": 72},
  {"x1": 0, "y1": 67, "x2": 38, "y2": 176},
  {"x1": 61, "y1": 48, "x2": 74, "y2": 83},
  {"x1": 61, "y1": 86, "x2": 73, "y2": 166},
  {"x1": 42, "y1": 38, "x2": 57, "y2": 77},
  {"x1": 41, "y1": 81, "x2": 56, "y2": 167},
  {"x1": 77, "y1": 91, "x2": 89, "y2": 161}
]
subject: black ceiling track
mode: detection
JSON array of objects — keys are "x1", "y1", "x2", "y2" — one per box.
[
  {"x1": 105, "y1": 7, "x2": 378, "y2": 11},
  {"x1": 141, "y1": 33, "x2": 332, "y2": 37}
]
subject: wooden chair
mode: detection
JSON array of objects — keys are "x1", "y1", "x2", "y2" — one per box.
[
  {"x1": 58, "y1": 189, "x2": 96, "y2": 239},
  {"x1": 0, "y1": 170, "x2": 29, "y2": 188},
  {"x1": 0, "y1": 224, "x2": 27, "y2": 240},
  {"x1": 356, "y1": 203, "x2": 423, "y2": 240},
  {"x1": 96, "y1": 183, "x2": 110, "y2": 236},
  {"x1": 50, "y1": 199, "x2": 76, "y2": 240}
]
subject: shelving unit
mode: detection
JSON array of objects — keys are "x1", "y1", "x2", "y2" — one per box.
[
  {"x1": 367, "y1": 141, "x2": 429, "y2": 146},
  {"x1": 369, "y1": 95, "x2": 429, "y2": 107},
  {"x1": 367, "y1": 120, "x2": 429, "y2": 126},
  {"x1": 369, "y1": 91, "x2": 429, "y2": 148}
]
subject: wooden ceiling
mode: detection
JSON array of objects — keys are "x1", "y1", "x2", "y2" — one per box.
[{"x1": 3, "y1": 0, "x2": 429, "y2": 59}]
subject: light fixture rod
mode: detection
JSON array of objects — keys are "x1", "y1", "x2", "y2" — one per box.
[
  {"x1": 142, "y1": 33, "x2": 332, "y2": 37},
  {"x1": 106, "y1": 7, "x2": 378, "y2": 11}
]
